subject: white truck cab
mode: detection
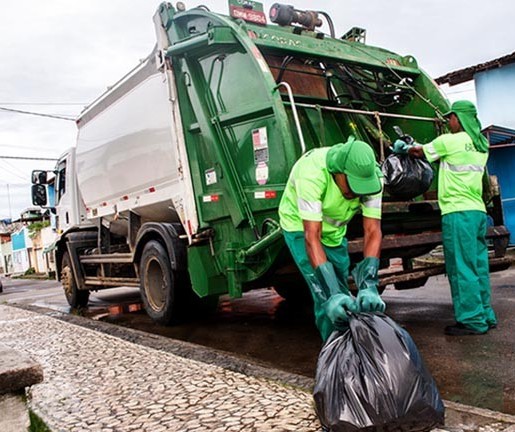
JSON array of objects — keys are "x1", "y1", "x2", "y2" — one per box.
[{"x1": 53, "y1": 148, "x2": 89, "y2": 234}]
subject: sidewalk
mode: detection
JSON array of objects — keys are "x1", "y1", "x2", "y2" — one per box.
[{"x1": 0, "y1": 304, "x2": 514, "y2": 432}]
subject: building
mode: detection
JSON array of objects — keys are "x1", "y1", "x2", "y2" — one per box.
[
  {"x1": 30, "y1": 225, "x2": 57, "y2": 276},
  {"x1": 7, "y1": 209, "x2": 58, "y2": 276},
  {"x1": 0, "y1": 221, "x2": 16, "y2": 275},
  {"x1": 11, "y1": 227, "x2": 31, "y2": 275},
  {"x1": 436, "y1": 52, "x2": 515, "y2": 244}
]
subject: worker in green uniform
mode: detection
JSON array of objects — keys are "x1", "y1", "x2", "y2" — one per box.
[
  {"x1": 392, "y1": 100, "x2": 496, "y2": 336},
  {"x1": 278, "y1": 136, "x2": 385, "y2": 341}
]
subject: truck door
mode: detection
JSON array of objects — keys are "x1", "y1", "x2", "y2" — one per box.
[
  {"x1": 54, "y1": 158, "x2": 70, "y2": 232},
  {"x1": 54, "y1": 150, "x2": 87, "y2": 232}
]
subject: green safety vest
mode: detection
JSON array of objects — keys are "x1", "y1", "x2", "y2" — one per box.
[
  {"x1": 423, "y1": 131, "x2": 487, "y2": 215},
  {"x1": 278, "y1": 148, "x2": 382, "y2": 247}
]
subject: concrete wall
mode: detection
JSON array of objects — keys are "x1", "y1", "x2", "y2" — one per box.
[
  {"x1": 11, "y1": 228, "x2": 32, "y2": 274},
  {"x1": 41, "y1": 227, "x2": 57, "y2": 273},
  {"x1": 11, "y1": 230, "x2": 26, "y2": 251},
  {"x1": 12, "y1": 249, "x2": 30, "y2": 274},
  {"x1": 475, "y1": 63, "x2": 515, "y2": 129},
  {"x1": 475, "y1": 62, "x2": 515, "y2": 244},
  {"x1": 0, "y1": 394, "x2": 30, "y2": 432},
  {"x1": 0, "y1": 241, "x2": 13, "y2": 275}
]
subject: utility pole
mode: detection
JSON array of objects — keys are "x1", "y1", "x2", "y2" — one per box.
[{"x1": 7, "y1": 184, "x2": 12, "y2": 220}]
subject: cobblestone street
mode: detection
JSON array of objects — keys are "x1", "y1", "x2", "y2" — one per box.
[
  {"x1": 1, "y1": 304, "x2": 514, "y2": 431},
  {"x1": 0, "y1": 305, "x2": 320, "y2": 432}
]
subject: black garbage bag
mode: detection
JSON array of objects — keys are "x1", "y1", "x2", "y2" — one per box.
[
  {"x1": 314, "y1": 313, "x2": 445, "y2": 432},
  {"x1": 381, "y1": 154, "x2": 434, "y2": 200}
]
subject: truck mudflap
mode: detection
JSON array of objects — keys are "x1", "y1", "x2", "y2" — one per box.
[{"x1": 347, "y1": 225, "x2": 511, "y2": 289}]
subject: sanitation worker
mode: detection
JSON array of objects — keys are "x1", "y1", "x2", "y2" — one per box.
[
  {"x1": 278, "y1": 136, "x2": 385, "y2": 341},
  {"x1": 392, "y1": 100, "x2": 496, "y2": 336}
]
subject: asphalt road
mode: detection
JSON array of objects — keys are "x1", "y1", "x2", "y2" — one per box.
[{"x1": 1, "y1": 267, "x2": 514, "y2": 415}]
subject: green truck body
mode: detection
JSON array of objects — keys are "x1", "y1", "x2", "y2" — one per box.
[{"x1": 31, "y1": 2, "x2": 510, "y2": 324}]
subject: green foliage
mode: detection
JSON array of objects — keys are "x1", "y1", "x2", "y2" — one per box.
[
  {"x1": 24, "y1": 267, "x2": 36, "y2": 275},
  {"x1": 27, "y1": 221, "x2": 51, "y2": 239},
  {"x1": 29, "y1": 410, "x2": 52, "y2": 432}
]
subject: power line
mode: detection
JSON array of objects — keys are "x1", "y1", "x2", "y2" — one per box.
[
  {"x1": 2, "y1": 158, "x2": 27, "y2": 177},
  {"x1": 0, "y1": 106, "x2": 76, "y2": 121},
  {"x1": 0, "y1": 161, "x2": 27, "y2": 182},
  {"x1": 0, "y1": 102, "x2": 87, "y2": 106},
  {"x1": 0, "y1": 155, "x2": 58, "y2": 161}
]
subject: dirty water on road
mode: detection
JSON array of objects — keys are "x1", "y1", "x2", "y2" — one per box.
[
  {"x1": 83, "y1": 270, "x2": 515, "y2": 416},
  {"x1": 89, "y1": 288, "x2": 321, "y2": 376}
]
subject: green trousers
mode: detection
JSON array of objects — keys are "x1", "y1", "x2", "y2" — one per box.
[
  {"x1": 442, "y1": 211, "x2": 497, "y2": 332},
  {"x1": 283, "y1": 231, "x2": 350, "y2": 341}
]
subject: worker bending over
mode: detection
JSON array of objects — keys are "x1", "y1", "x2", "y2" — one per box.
[
  {"x1": 393, "y1": 100, "x2": 496, "y2": 336},
  {"x1": 279, "y1": 136, "x2": 385, "y2": 341}
]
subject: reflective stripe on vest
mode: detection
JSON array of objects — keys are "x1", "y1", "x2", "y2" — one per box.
[
  {"x1": 297, "y1": 198, "x2": 322, "y2": 214},
  {"x1": 323, "y1": 215, "x2": 349, "y2": 227},
  {"x1": 362, "y1": 196, "x2": 381, "y2": 209},
  {"x1": 425, "y1": 143, "x2": 439, "y2": 160},
  {"x1": 440, "y1": 160, "x2": 484, "y2": 173}
]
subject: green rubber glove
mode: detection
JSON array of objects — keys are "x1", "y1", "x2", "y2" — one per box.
[
  {"x1": 323, "y1": 293, "x2": 357, "y2": 328},
  {"x1": 315, "y1": 262, "x2": 357, "y2": 328},
  {"x1": 352, "y1": 257, "x2": 386, "y2": 313},
  {"x1": 391, "y1": 139, "x2": 412, "y2": 155},
  {"x1": 314, "y1": 261, "x2": 341, "y2": 298}
]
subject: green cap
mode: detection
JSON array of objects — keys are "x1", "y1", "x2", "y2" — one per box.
[
  {"x1": 443, "y1": 100, "x2": 489, "y2": 153},
  {"x1": 326, "y1": 136, "x2": 382, "y2": 195}
]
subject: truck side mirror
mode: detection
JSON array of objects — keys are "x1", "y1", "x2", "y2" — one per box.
[
  {"x1": 32, "y1": 170, "x2": 48, "y2": 184},
  {"x1": 32, "y1": 184, "x2": 48, "y2": 206}
]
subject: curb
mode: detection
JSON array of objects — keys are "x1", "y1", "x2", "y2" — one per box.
[
  {"x1": 7, "y1": 303, "x2": 515, "y2": 431},
  {"x1": 445, "y1": 401, "x2": 515, "y2": 430}
]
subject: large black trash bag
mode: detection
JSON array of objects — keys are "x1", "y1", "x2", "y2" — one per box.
[
  {"x1": 314, "y1": 313, "x2": 445, "y2": 432},
  {"x1": 381, "y1": 154, "x2": 434, "y2": 200}
]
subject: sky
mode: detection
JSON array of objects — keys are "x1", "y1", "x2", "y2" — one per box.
[{"x1": 0, "y1": 0, "x2": 513, "y2": 220}]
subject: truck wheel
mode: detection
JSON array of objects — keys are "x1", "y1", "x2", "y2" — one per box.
[
  {"x1": 61, "y1": 252, "x2": 89, "y2": 308},
  {"x1": 140, "y1": 240, "x2": 178, "y2": 324}
]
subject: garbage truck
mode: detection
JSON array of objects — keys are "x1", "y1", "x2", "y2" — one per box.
[{"x1": 31, "y1": 1, "x2": 510, "y2": 324}]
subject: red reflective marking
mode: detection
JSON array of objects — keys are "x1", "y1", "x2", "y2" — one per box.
[
  {"x1": 211, "y1": 195, "x2": 219, "y2": 202},
  {"x1": 265, "y1": 191, "x2": 276, "y2": 199}
]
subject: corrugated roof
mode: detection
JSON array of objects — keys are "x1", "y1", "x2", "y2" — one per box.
[
  {"x1": 435, "y1": 51, "x2": 515, "y2": 86},
  {"x1": 483, "y1": 125, "x2": 515, "y2": 148},
  {"x1": 0, "y1": 221, "x2": 23, "y2": 235}
]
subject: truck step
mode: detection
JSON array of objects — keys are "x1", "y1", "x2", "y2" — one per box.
[
  {"x1": 80, "y1": 253, "x2": 133, "y2": 264},
  {"x1": 84, "y1": 276, "x2": 140, "y2": 287}
]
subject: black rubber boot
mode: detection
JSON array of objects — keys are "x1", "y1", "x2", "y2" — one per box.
[{"x1": 444, "y1": 323, "x2": 487, "y2": 336}]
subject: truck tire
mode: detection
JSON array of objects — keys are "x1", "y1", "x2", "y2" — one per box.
[
  {"x1": 61, "y1": 252, "x2": 89, "y2": 308},
  {"x1": 139, "y1": 240, "x2": 178, "y2": 324}
]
